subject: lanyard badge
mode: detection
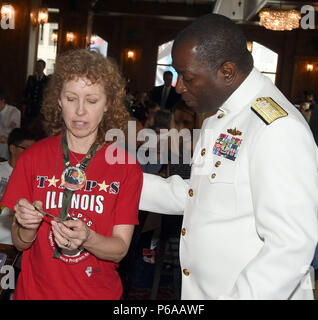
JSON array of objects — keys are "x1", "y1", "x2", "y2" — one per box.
[{"x1": 53, "y1": 133, "x2": 98, "y2": 259}]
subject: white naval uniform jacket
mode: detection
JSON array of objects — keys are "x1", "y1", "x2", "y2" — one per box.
[{"x1": 140, "y1": 68, "x2": 318, "y2": 300}]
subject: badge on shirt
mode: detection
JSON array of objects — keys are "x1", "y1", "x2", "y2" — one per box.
[
  {"x1": 227, "y1": 128, "x2": 242, "y2": 136},
  {"x1": 213, "y1": 133, "x2": 242, "y2": 161},
  {"x1": 61, "y1": 166, "x2": 86, "y2": 191}
]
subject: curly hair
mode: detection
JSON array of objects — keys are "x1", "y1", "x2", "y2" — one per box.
[{"x1": 41, "y1": 49, "x2": 129, "y2": 146}]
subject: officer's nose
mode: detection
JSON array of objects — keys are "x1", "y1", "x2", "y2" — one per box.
[{"x1": 175, "y1": 75, "x2": 186, "y2": 94}]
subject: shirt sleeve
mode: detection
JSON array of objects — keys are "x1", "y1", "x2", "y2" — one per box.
[
  {"x1": 1, "y1": 108, "x2": 21, "y2": 138},
  {"x1": 9, "y1": 108, "x2": 21, "y2": 129},
  {"x1": 113, "y1": 162, "x2": 143, "y2": 226},
  {"x1": 139, "y1": 173, "x2": 188, "y2": 215},
  {"x1": 221, "y1": 118, "x2": 318, "y2": 299},
  {"x1": 1, "y1": 149, "x2": 33, "y2": 210}
]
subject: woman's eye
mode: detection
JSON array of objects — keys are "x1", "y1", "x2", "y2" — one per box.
[
  {"x1": 183, "y1": 78, "x2": 193, "y2": 83},
  {"x1": 88, "y1": 100, "x2": 97, "y2": 104},
  {"x1": 66, "y1": 97, "x2": 76, "y2": 102}
]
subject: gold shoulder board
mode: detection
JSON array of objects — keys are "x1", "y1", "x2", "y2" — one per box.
[{"x1": 251, "y1": 97, "x2": 288, "y2": 125}]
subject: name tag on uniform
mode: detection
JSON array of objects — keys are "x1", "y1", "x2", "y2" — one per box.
[{"x1": 212, "y1": 133, "x2": 242, "y2": 161}]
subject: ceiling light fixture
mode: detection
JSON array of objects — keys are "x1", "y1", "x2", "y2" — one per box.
[{"x1": 259, "y1": 7, "x2": 301, "y2": 31}]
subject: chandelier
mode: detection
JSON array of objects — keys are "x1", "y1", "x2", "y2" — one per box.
[{"x1": 259, "y1": 8, "x2": 301, "y2": 31}]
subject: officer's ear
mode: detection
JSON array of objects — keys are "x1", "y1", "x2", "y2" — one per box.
[{"x1": 217, "y1": 61, "x2": 237, "y2": 87}]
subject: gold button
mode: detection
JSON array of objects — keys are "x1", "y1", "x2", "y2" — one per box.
[
  {"x1": 217, "y1": 113, "x2": 225, "y2": 119},
  {"x1": 215, "y1": 161, "x2": 221, "y2": 167},
  {"x1": 183, "y1": 269, "x2": 190, "y2": 276},
  {"x1": 211, "y1": 173, "x2": 216, "y2": 179},
  {"x1": 181, "y1": 228, "x2": 186, "y2": 236},
  {"x1": 188, "y1": 189, "x2": 194, "y2": 197},
  {"x1": 201, "y1": 148, "x2": 206, "y2": 156}
]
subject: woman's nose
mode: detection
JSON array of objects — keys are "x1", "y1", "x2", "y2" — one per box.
[{"x1": 75, "y1": 100, "x2": 85, "y2": 115}]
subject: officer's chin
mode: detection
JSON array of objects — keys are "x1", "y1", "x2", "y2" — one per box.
[{"x1": 184, "y1": 99, "x2": 198, "y2": 109}]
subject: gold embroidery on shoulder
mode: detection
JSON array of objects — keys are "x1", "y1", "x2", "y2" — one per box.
[{"x1": 251, "y1": 97, "x2": 288, "y2": 125}]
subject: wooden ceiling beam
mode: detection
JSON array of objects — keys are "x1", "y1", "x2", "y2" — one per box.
[{"x1": 92, "y1": 0, "x2": 214, "y2": 19}]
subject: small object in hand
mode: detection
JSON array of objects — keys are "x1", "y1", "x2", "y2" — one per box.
[
  {"x1": 65, "y1": 239, "x2": 71, "y2": 248},
  {"x1": 34, "y1": 207, "x2": 61, "y2": 222}
]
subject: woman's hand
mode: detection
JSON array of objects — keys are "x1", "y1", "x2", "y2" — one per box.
[
  {"x1": 51, "y1": 219, "x2": 90, "y2": 251},
  {"x1": 14, "y1": 199, "x2": 44, "y2": 230},
  {"x1": 52, "y1": 220, "x2": 134, "y2": 262}
]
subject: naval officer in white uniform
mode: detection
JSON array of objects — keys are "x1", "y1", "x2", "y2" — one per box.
[{"x1": 140, "y1": 14, "x2": 318, "y2": 299}]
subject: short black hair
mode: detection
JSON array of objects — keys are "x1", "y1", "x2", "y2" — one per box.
[
  {"x1": 163, "y1": 71, "x2": 173, "y2": 77},
  {"x1": 7, "y1": 128, "x2": 36, "y2": 149},
  {"x1": 173, "y1": 13, "x2": 253, "y2": 75},
  {"x1": 37, "y1": 59, "x2": 46, "y2": 68}
]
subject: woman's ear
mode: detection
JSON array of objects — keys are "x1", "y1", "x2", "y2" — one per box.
[{"x1": 58, "y1": 99, "x2": 62, "y2": 109}]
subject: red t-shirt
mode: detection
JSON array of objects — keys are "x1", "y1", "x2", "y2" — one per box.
[{"x1": 1, "y1": 135, "x2": 143, "y2": 300}]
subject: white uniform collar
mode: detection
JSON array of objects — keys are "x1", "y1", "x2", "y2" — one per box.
[{"x1": 220, "y1": 68, "x2": 265, "y2": 114}]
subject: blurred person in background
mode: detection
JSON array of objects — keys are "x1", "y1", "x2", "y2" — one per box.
[
  {"x1": 150, "y1": 71, "x2": 181, "y2": 111},
  {"x1": 23, "y1": 59, "x2": 49, "y2": 126},
  {"x1": 0, "y1": 89, "x2": 21, "y2": 160},
  {"x1": 0, "y1": 128, "x2": 35, "y2": 245}
]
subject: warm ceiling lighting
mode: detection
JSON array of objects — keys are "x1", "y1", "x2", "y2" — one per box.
[
  {"x1": 38, "y1": 8, "x2": 48, "y2": 24},
  {"x1": 30, "y1": 10, "x2": 37, "y2": 27},
  {"x1": 90, "y1": 34, "x2": 98, "y2": 45},
  {"x1": 66, "y1": 32, "x2": 75, "y2": 43},
  {"x1": 37, "y1": 8, "x2": 48, "y2": 41},
  {"x1": 51, "y1": 29, "x2": 58, "y2": 42},
  {"x1": 259, "y1": 8, "x2": 301, "y2": 31},
  {"x1": 30, "y1": 8, "x2": 48, "y2": 27},
  {"x1": 127, "y1": 50, "x2": 135, "y2": 59},
  {"x1": 307, "y1": 64, "x2": 313, "y2": 72}
]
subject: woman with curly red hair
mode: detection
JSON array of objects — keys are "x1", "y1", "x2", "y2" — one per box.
[{"x1": 1, "y1": 49, "x2": 143, "y2": 300}]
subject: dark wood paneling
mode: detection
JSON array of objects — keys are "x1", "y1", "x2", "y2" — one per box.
[
  {"x1": 0, "y1": 0, "x2": 32, "y2": 107},
  {"x1": 92, "y1": 15, "x2": 191, "y2": 92},
  {"x1": 45, "y1": 0, "x2": 91, "y2": 53},
  {"x1": 291, "y1": 57, "x2": 318, "y2": 103},
  {"x1": 92, "y1": 0, "x2": 213, "y2": 19}
]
